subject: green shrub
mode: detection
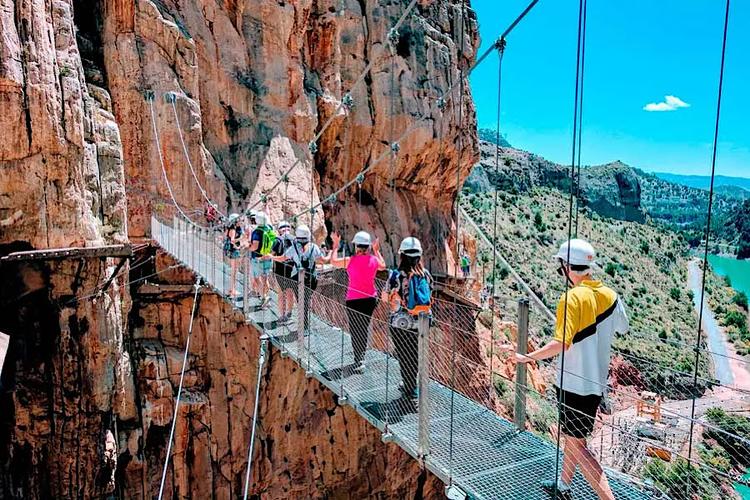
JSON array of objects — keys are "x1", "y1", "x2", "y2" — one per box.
[
  {"x1": 704, "y1": 407, "x2": 750, "y2": 466},
  {"x1": 605, "y1": 262, "x2": 617, "y2": 277},
  {"x1": 643, "y1": 458, "x2": 717, "y2": 499},
  {"x1": 669, "y1": 287, "x2": 681, "y2": 301},
  {"x1": 732, "y1": 291, "x2": 748, "y2": 310},
  {"x1": 724, "y1": 310, "x2": 747, "y2": 330},
  {"x1": 639, "y1": 240, "x2": 650, "y2": 255}
]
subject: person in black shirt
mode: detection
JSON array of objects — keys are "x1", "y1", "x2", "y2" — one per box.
[{"x1": 271, "y1": 221, "x2": 296, "y2": 323}]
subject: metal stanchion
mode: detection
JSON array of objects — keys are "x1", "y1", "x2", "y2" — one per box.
[
  {"x1": 338, "y1": 327, "x2": 347, "y2": 402},
  {"x1": 417, "y1": 312, "x2": 431, "y2": 462},
  {"x1": 297, "y1": 269, "x2": 305, "y2": 364},
  {"x1": 514, "y1": 298, "x2": 529, "y2": 431},
  {"x1": 243, "y1": 256, "x2": 250, "y2": 317}
]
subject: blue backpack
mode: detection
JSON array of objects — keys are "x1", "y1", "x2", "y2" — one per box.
[{"x1": 406, "y1": 273, "x2": 432, "y2": 315}]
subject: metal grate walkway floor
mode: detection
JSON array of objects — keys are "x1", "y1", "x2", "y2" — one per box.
[{"x1": 151, "y1": 217, "x2": 657, "y2": 500}]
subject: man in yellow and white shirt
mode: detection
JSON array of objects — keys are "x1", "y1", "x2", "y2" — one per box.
[{"x1": 512, "y1": 239, "x2": 628, "y2": 500}]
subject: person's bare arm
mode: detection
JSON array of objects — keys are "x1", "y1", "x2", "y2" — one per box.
[
  {"x1": 372, "y1": 238, "x2": 387, "y2": 270},
  {"x1": 328, "y1": 232, "x2": 349, "y2": 268}
]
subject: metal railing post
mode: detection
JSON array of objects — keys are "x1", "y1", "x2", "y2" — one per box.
[
  {"x1": 417, "y1": 312, "x2": 431, "y2": 461},
  {"x1": 297, "y1": 269, "x2": 305, "y2": 364},
  {"x1": 243, "y1": 256, "x2": 250, "y2": 317},
  {"x1": 514, "y1": 298, "x2": 529, "y2": 431}
]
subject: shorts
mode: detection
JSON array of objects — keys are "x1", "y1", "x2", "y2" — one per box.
[
  {"x1": 555, "y1": 386, "x2": 601, "y2": 439},
  {"x1": 252, "y1": 258, "x2": 272, "y2": 277},
  {"x1": 224, "y1": 248, "x2": 241, "y2": 259}
]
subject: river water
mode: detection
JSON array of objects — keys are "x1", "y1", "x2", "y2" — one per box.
[{"x1": 708, "y1": 255, "x2": 750, "y2": 296}]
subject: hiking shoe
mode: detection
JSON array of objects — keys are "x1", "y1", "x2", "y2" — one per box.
[{"x1": 541, "y1": 479, "x2": 572, "y2": 499}]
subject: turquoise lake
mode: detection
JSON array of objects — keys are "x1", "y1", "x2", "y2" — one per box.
[{"x1": 708, "y1": 255, "x2": 750, "y2": 296}]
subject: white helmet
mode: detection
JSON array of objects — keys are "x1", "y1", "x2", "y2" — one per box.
[
  {"x1": 554, "y1": 239, "x2": 596, "y2": 267},
  {"x1": 399, "y1": 236, "x2": 423, "y2": 256},
  {"x1": 255, "y1": 211, "x2": 268, "y2": 226},
  {"x1": 228, "y1": 213, "x2": 240, "y2": 223},
  {"x1": 278, "y1": 220, "x2": 291, "y2": 230},
  {"x1": 352, "y1": 231, "x2": 372, "y2": 247},
  {"x1": 296, "y1": 224, "x2": 311, "y2": 241}
]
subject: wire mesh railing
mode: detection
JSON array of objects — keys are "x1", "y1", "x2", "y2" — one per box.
[{"x1": 151, "y1": 214, "x2": 750, "y2": 499}]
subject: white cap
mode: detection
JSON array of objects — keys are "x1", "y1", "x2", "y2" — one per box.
[
  {"x1": 399, "y1": 236, "x2": 423, "y2": 256},
  {"x1": 554, "y1": 239, "x2": 596, "y2": 267},
  {"x1": 296, "y1": 225, "x2": 311, "y2": 241},
  {"x1": 352, "y1": 231, "x2": 372, "y2": 246},
  {"x1": 255, "y1": 211, "x2": 268, "y2": 226}
]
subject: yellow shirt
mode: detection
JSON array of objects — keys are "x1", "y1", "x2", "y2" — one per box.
[{"x1": 554, "y1": 280, "x2": 629, "y2": 395}]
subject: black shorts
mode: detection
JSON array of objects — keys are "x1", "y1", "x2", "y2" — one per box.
[
  {"x1": 274, "y1": 264, "x2": 297, "y2": 291},
  {"x1": 555, "y1": 387, "x2": 601, "y2": 439}
]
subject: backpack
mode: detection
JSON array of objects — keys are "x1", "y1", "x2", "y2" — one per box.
[
  {"x1": 257, "y1": 226, "x2": 277, "y2": 256},
  {"x1": 406, "y1": 273, "x2": 432, "y2": 316},
  {"x1": 294, "y1": 243, "x2": 318, "y2": 290},
  {"x1": 224, "y1": 225, "x2": 242, "y2": 252}
]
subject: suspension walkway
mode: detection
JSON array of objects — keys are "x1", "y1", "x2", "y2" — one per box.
[{"x1": 151, "y1": 216, "x2": 655, "y2": 500}]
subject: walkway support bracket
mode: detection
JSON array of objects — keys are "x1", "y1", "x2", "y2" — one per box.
[
  {"x1": 514, "y1": 298, "x2": 529, "y2": 431},
  {"x1": 417, "y1": 312, "x2": 431, "y2": 462}
]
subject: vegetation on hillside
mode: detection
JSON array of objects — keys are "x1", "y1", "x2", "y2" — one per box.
[
  {"x1": 705, "y1": 268, "x2": 750, "y2": 355},
  {"x1": 461, "y1": 187, "x2": 711, "y2": 397}
]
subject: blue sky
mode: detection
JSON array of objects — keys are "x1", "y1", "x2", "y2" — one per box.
[{"x1": 469, "y1": 0, "x2": 749, "y2": 178}]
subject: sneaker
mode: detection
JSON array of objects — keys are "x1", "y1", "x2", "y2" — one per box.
[{"x1": 541, "y1": 479, "x2": 572, "y2": 499}]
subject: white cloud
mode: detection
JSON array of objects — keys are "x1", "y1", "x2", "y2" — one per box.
[{"x1": 643, "y1": 95, "x2": 691, "y2": 112}]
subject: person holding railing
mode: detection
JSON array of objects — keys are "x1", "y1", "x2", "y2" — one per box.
[
  {"x1": 384, "y1": 236, "x2": 433, "y2": 408},
  {"x1": 271, "y1": 221, "x2": 296, "y2": 324},
  {"x1": 504, "y1": 239, "x2": 628, "y2": 500},
  {"x1": 248, "y1": 211, "x2": 276, "y2": 308},
  {"x1": 266, "y1": 224, "x2": 326, "y2": 334},
  {"x1": 223, "y1": 213, "x2": 243, "y2": 298},
  {"x1": 330, "y1": 231, "x2": 386, "y2": 373}
]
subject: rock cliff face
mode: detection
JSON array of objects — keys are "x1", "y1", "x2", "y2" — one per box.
[
  {"x1": 0, "y1": 0, "x2": 479, "y2": 497},
  {"x1": 123, "y1": 252, "x2": 446, "y2": 498},
  {"x1": 101, "y1": 0, "x2": 478, "y2": 266}
]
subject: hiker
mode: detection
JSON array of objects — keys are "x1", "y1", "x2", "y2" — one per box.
[
  {"x1": 384, "y1": 236, "x2": 433, "y2": 407},
  {"x1": 223, "y1": 213, "x2": 243, "y2": 298},
  {"x1": 204, "y1": 202, "x2": 220, "y2": 228},
  {"x1": 248, "y1": 211, "x2": 276, "y2": 307},
  {"x1": 504, "y1": 239, "x2": 628, "y2": 500},
  {"x1": 267, "y1": 224, "x2": 325, "y2": 334},
  {"x1": 271, "y1": 220, "x2": 296, "y2": 323},
  {"x1": 460, "y1": 251, "x2": 471, "y2": 278},
  {"x1": 330, "y1": 230, "x2": 387, "y2": 373}
]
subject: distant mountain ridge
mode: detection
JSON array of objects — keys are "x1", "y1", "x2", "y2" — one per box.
[
  {"x1": 466, "y1": 141, "x2": 748, "y2": 256},
  {"x1": 654, "y1": 172, "x2": 750, "y2": 192}
]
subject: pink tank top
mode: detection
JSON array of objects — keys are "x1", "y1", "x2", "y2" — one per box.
[{"x1": 346, "y1": 254, "x2": 379, "y2": 301}]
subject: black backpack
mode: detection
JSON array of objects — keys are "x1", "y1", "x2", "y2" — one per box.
[{"x1": 294, "y1": 243, "x2": 318, "y2": 290}]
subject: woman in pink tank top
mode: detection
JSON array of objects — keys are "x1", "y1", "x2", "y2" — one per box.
[{"x1": 330, "y1": 231, "x2": 386, "y2": 372}]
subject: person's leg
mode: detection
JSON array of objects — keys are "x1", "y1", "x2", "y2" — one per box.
[
  {"x1": 391, "y1": 326, "x2": 418, "y2": 394},
  {"x1": 230, "y1": 258, "x2": 239, "y2": 295},
  {"x1": 346, "y1": 299, "x2": 366, "y2": 366},
  {"x1": 560, "y1": 436, "x2": 582, "y2": 485},
  {"x1": 570, "y1": 438, "x2": 614, "y2": 500}
]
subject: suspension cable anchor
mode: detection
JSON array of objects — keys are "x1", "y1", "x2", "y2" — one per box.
[
  {"x1": 380, "y1": 431, "x2": 394, "y2": 443},
  {"x1": 436, "y1": 97, "x2": 446, "y2": 110},
  {"x1": 356, "y1": 173, "x2": 365, "y2": 185},
  {"x1": 308, "y1": 141, "x2": 318, "y2": 155},
  {"x1": 281, "y1": 174, "x2": 289, "y2": 183},
  {"x1": 390, "y1": 142, "x2": 400, "y2": 154},
  {"x1": 325, "y1": 194, "x2": 337, "y2": 204},
  {"x1": 164, "y1": 91, "x2": 177, "y2": 104},
  {"x1": 143, "y1": 89, "x2": 155, "y2": 102},
  {"x1": 494, "y1": 37, "x2": 507, "y2": 52},
  {"x1": 260, "y1": 194, "x2": 268, "y2": 204}
]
